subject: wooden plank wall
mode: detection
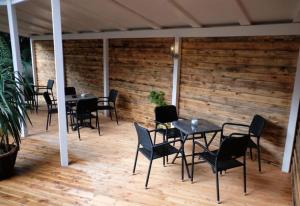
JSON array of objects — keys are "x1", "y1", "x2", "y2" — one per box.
[
  {"x1": 292, "y1": 106, "x2": 300, "y2": 206},
  {"x1": 109, "y1": 38, "x2": 174, "y2": 125},
  {"x1": 34, "y1": 39, "x2": 103, "y2": 99},
  {"x1": 179, "y1": 36, "x2": 300, "y2": 165}
]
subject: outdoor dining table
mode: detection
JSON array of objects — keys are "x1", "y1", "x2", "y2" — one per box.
[
  {"x1": 172, "y1": 119, "x2": 222, "y2": 179},
  {"x1": 65, "y1": 93, "x2": 98, "y2": 103},
  {"x1": 65, "y1": 94, "x2": 98, "y2": 130}
]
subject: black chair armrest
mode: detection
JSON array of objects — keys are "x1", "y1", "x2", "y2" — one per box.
[
  {"x1": 153, "y1": 138, "x2": 183, "y2": 148},
  {"x1": 222, "y1": 122, "x2": 249, "y2": 130}
]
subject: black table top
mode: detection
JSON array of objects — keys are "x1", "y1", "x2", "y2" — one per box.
[
  {"x1": 65, "y1": 94, "x2": 97, "y2": 102},
  {"x1": 173, "y1": 119, "x2": 221, "y2": 135}
]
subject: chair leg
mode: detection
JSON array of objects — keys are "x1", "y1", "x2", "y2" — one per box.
[
  {"x1": 77, "y1": 119, "x2": 81, "y2": 140},
  {"x1": 257, "y1": 139, "x2": 261, "y2": 172},
  {"x1": 97, "y1": 112, "x2": 100, "y2": 136},
  {"x1": 114, "y1": 107, "x2": 119, "y2": 125},
  {"x1": 46, "y1": 112, "x2": 50, "y2": 131},
  {"x1": 216, "y1": 169, "x2": 220, "y2": 204},
  {"x1": 145, "y1": 159, "x2": 153, "y2": 188},
  {"x1": 163, "y1": 134, "x2": 166, "y2": 166},
  {"x1": 35, "y1": 95, "x2": 39, "y2": 112},
  {"x1": 133, "y1": 144, "x2": 139, "y2": 174},
  {"x1": 191, "y1": 140, "x2": 195, "y2": 182},
  {"x1": 49, "y1": 112, "x2": 52, "y2": 125},
  {"x1": 109, "y1": 110, "x2": 113, "y2": 120},
  {"x1": 243, "y1": 156, "x2": 247, "y2": 194},
  {"x1": 250, "y1": 147, "x2": 253, "y2": 160},
  {"x1": 153, "y1": 127, "x2": 157, "y2": 144}
]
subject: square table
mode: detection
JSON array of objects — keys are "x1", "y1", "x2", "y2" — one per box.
[
  {"x1": 172, "y1": 119, "x2": 222, "y2": 178},
  {"x1": 65, "y1": 94, "x2": 98, "y2": 103}
]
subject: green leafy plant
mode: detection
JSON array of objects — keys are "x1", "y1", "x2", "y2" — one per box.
[
  {"x1": 0, "y1": 68, "x2": 30, "y2": 153},
  {"x1": 148, "y1": 90, "x2": 167, "y2": 106}
]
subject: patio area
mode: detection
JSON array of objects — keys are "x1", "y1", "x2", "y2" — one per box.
[
  {"x1": 0, "y1": 111, "x2": 291, "y2": 206},
  {"x1": 0, "y1": 0, "x2": 300, "y2": 205}
]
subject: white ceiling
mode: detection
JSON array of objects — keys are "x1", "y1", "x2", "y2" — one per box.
[{"x1": 0, "y1": 0, "x2": 300, "y2": 37}]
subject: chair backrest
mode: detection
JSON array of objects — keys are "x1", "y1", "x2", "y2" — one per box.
[
  {"x1": 65, "y1": 87, "x2": 76, "y2": 96},
  {"x1": 134, "y1": 122, "x2": 153, "y2": 151},
  {"x1": 43, "y1": 92, "x2": 52, "y2": 106},
  {"x1": 108, "y1": 89, "x2": 118, "y2": 103},
  {"x1": 249, "y1": 115, "x2": 266, "y2": 138},
  {"x1": 154, "y1": 105, "x2": 178, "y2": 123},
  {"x1": 217, "y1": 134, "x2": 250, "y2": 161},
  {"x1": 76, "y1": 98, "x2": 98, "y2": 115},
  {"x1": 47, "y1": 79, "x2": 54, "y2": 90}
]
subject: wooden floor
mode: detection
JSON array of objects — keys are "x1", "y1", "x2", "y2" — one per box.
[{"x1": 0, "y1": 111, "x2": 292, "y2": 206}]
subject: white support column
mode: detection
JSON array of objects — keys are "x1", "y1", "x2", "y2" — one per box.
[
  {"x1": 30, "y1": 38, "x2": 37, "y2": 85},
  {"x1": 282, "y1": 49, "x2": 300, "y2": 172},
  {"x1": 7, "y1": 0, "x2": 28, "y2": 137},
  {"x1": 51, "y1": 0, "x2": 68, "y2": 166},
  {"x1": 171, "y1": 36, "x2": 181, "y2": 107},
  {"x1": 103, "y1": 38, "x2": 109, "y2": 116}
]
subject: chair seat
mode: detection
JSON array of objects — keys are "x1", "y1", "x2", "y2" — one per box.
[
  {"x1": 157, "y1": 128, "x2": 182, "y2": 139},
  {"x1": 97, "y1": 105, "x2": 113, "y2": 110},
  {"x1": 139, "y1": 144, "x2": 179, "y2": 160},
  {"x1": 200, "y1": 150, "x2": 244, "y2": 171}
]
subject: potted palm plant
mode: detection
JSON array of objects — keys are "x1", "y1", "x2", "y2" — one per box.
[{"x1": 0, "y1": 68, "x2": 30, "y2": 180}]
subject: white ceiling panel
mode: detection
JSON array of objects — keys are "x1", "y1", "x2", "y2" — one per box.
[
  {"x1": 0, "y1": 0, "x2": 298, "y2": 36},
  {"x1": 241, "y1": 0, "x2": 299, "y2": 23}
]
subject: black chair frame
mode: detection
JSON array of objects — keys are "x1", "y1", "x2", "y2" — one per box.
[
  {"x1": 98, "y1": 89, "x2": 119, "y2": 124},
  {"x1": 221, "y1": 114, "x2": 265, "y2": 172},
  {"x1": 133, "y1": 122, "x2": 188, "y2": 188},
  {"x1": 192, "y1": 133, "x2": 250, "y2": 203},
  {"x1": 72, "y1": 98, "x2": 100, "y2": 140},
  {"x1": 35, "y1": 79, "x2": 55, "y2": 112}
]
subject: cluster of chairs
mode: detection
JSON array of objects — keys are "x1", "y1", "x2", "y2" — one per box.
[
  {"x1": 133, "y1": 105, "x2": 265, "y2": 203},
  {"x1": 35, "y1": 79, "x2": 118, "y2": 140}
]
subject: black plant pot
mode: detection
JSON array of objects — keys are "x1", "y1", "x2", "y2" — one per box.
[{"x1": 0, "y1": 144, "x2": 18, "y2": 180}]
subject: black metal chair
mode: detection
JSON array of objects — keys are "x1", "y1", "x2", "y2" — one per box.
[
  {"x1": 73, "y1": 98, "x2": 100, "y2": 140},
  {"x1": 132, "y1": 122, "x2": 186, "y2": 188},
  {"x1": 65, "y1": 87, "x2": 76, "y2": 96},
  {"x1": 65, "y1": 86, "x2": 77, "y2": 107},
  {"x1": 221, "y1": 115, "x2": 266, "y2": 172},
  {"x1": 43, "y1": 92, "x2": 57, "y2": 131},
  {"x1": 154, "y1": 105, "x2": 182, "y2": 165},
  {"x1": 24, "y1": 84, "x2": 36, "y2": 111},
  {"x1": 192, "y1": 133, "x2": 250, "y2": 203},
  {"x1": 97, "y1": 89, "x2": 119, "y2": 124},
  {"x1": 35, "y1": 79, "x2": 55, "y2": 112}
]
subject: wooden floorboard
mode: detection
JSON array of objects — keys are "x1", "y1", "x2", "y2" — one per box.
[{"x1": 0, "y1": 111, "x2": 291, "y2": 206}]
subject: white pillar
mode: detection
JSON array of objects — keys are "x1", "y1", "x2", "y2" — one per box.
[
  {"x1": 7, "y1": 0, "x2": 28, "y2": 137},
  {"x1": 30, "y1": 38, "x2": 37, "y2": 86},
  {"x1": 103, "y1": 38, "x2": 109, "y2": 116},
  {"x1": 51, "y1": 0, "x2": 68, "y2": 166},
  {"x1": 282, "y1": 49, "x2": 300, "y2": 172},
  {"x1": 171, "y1": 36, "x2": 181, "y2": 107}
]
